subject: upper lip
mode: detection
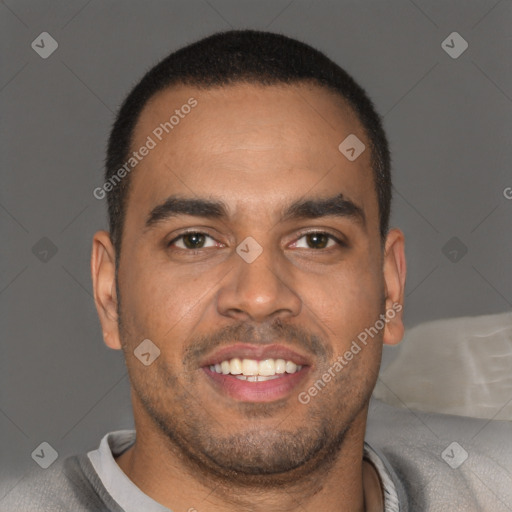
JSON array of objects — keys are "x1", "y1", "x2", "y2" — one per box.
[{"x1": 200, "y1": 343, "x2": 313, "y2": 367}]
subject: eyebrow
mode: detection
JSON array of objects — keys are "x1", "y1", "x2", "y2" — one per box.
[
  {"x1": 281, "y1": 193, "x2": 366, "y2": 226},
  {"x1": 145, "y1": 196, "x2": 228, "y2": 228},
  {"x1": 145, "y1": 193, "x2": 365, "y2": 229}
]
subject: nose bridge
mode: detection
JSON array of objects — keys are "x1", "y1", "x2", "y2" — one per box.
[{"x1": 217, "y1": 239, "x2": 301, "y2": 322}]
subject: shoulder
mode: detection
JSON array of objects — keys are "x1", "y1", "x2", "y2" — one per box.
[
  {"x1": 0, "y1": 454, "x2": 122, "y2": 512},
  {"x1": 366, "y1": 399, "x2": 512, "y2": 510}
]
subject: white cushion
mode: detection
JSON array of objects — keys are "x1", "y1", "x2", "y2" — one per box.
[{"x1": 374, "y1": 311, "x2": 512, "y2": 420}]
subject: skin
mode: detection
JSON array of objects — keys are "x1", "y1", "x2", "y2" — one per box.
[{"x1": 91, "y1": 82, "x2": 406, "y2": 512}]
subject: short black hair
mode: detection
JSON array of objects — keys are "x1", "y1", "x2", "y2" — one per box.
[{"x1": 105, "y1": 29, "x2": 391, "y2": 257}]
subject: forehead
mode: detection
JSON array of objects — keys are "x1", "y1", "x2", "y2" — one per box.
[{"x1": 126, "y1": 82, "x2": 377, "y2": 228}]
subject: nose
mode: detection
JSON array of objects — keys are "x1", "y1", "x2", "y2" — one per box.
[{"x1": 216, "y1": 243, "x2": 302, "y2": 323}]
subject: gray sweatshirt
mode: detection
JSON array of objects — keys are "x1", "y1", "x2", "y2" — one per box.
[{"x1": 1, "y1": 400, "x2": 510, "y2": 511}]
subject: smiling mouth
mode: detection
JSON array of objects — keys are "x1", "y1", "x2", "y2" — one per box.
[
  {"x1": 208, "y1": 357, "x2": 303, "y2": 382},
  {"x1": 200, "y1": 343, "x2": 312, "y2": 402}
]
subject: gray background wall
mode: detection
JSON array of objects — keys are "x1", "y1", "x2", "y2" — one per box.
[{"x1": 1, "y1": 0, "x2": 511, "y2": 500}]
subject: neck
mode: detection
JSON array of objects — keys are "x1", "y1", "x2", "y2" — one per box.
[{"x1": 116, "y1": 407, "x2": 379, "y2": 512}]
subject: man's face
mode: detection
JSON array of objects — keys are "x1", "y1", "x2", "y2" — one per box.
[{"x1": 96, "y1": 83, "x2": 403, "y2": 483}]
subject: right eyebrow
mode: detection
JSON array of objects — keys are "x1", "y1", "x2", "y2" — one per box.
[{"x1": 144, "y1": 195, "x2": 229, "y2": 230}]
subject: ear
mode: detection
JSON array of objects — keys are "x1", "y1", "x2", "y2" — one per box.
[
  {"x1": 91, "y1": 230, "x2": 122, "y2": 350},
  {"x1": 382, "y1": 228, "x2": 406, "y2": 345}
]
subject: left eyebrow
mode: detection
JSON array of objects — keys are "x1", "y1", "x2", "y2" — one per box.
[{"x1": 281, "y1": 193, "x2": 366, "y2": 227}]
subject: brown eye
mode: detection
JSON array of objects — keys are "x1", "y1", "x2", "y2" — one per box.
[
  {"x1": 182, "y1": 233, "x2": 206, "y2": 249},
  {"x1": 305, "y1": 233, "x2": 330, "y2": 249},
  {"x1": 293, "y1": 232, "x2": 340, "y2": 250},
  {"x1": 169, "y1": 232, "x2": 217, "y2": 250}
]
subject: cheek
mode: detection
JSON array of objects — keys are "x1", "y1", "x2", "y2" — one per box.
[
  {"x1": 308, "y1": 269, "x2": 384, "y2": 405},
  {"x1": 305, "y1": 258, "x2": 383, "y2": 330},
  {"x1": 118, "y1": 253, "x2": 219, "y2": 349}
]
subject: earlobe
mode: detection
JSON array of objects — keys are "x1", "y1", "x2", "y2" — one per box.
[
  {"x1": 91, "y1": 231, "x2": 122, "y2": 350},
  {"x1": 382, "y1": 229, "x2": 406, "y2": 346}
]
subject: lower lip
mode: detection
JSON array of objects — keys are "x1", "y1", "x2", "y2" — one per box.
[{"x1": 203, "y1": 367, "x2": 309, "y2": 402}]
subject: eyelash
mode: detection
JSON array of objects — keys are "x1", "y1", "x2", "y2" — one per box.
[
  {"x1": 293, "y1": 229, "x2": 346, "y2": 250},
  {"x1": 168, "y1": 231, "x2": 223, "y2": 251},
  {"x1": 167, "y1": 230, "x2": 346, "y2": 251}
]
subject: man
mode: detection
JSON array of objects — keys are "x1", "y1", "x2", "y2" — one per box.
[{"x1": 2, "y1": 30, "x2": 510, "y2": 512}]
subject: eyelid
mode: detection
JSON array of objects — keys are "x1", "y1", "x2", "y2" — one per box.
[
  {"x1": 166, "y1": 228, "x2": 347, "y2": 250},
  {"x1": 289, "y1": 229, "x2": 347, "y2": 248},
  {"x1": 167, "y1": 230, "x2": 222, "y2": 248}
]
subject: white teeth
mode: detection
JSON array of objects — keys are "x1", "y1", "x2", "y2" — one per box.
[
  {"x1": 242, "y1": 359, "x2": 259, "y2": 376},
  {"x1": 221, "y1": 360, "x2": 231, "y2": 374},
  {"x1": 209, "y1": 357, "x2": 303, "y2": 377},
  {"x1": 285, "y1": 361, "x2": 297, "y2": 374},
  {"x1": 230, "y1": 358, "x2": 242, "y2": 375},
  {"x1": 275, "y1": 359, "x2": 286, "y2": 374},
  {"x1": 258, "y1": 359, "x2": 275, "y2": 376},
  {"x1": 235, "y1": 375, "x2": 281, "y2": 382}
]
